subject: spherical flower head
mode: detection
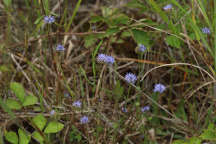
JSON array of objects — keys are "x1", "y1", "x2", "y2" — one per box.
[
  {"x1": 49, "y1": 16, "x2": 55, "y2": 23},
  {"x1": 50, "y1": 110, "x2": 55, "y2": 115},
  {"x1": 44, "y1": 15, "x2": 55, "y2": 24},
  {"x1": 56, "y1": 44, "x2": 65, "y2": 51},
  {"x1": 72, "y1": 100, "x2": 82, "y2": 108},
  {"x1": 202, "y1": 27, "x2": 210, "y2": 34},
  {"x1": 44, "y1": 16, "x2": 50, "y2": 23},
  {"x1": 141, "y1": 106, "x2": 150, "y2": 113},
  {"x1": 97, "y1": 53, "x2": 115, "y2": 65},
  {"x1": 106, "y1": 56, "x2": 115, "y2": 65},
  {"x1": 125, "y1": 73, "x2": 137, "y2": 84},
  {"x1": 80, "y1": 116, "x2": 89, "y2": 124},
  {"x1": 153, "y1": 83, "x2": 166, "y2": 93},
  {"x1": 163, "y1": 4, "x2": 172, "y2": 11},
  {"x1": 121, "y1": 107, "x2": 128, "y2": 113},
  {"x1": 138, "y1": 44, "x2": 146, "y2": 52}
]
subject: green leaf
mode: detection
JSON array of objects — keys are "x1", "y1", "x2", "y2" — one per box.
[
  {"x1": 200, "y1": 123, "x2": 216, "y2": 141},
  {"x1": 188, "y1": 137, "x2": 201, "y2": 144},
  {"x1": 121, "y1": 31, "x2": 131, "y2": 38},
  {"x1": 105, "y1": 27, "x2": 120, "y2": 37},
  {"x1": 90, "y1": 16, "x2": 104, "y2": 23},
  {"x1": 75, "y1": 135, "x2": 82, "y2": 142},
  {"x1": 6, "y1": 98, "x2": 22, "y2": 110},
  {"x1": 32, "y1": 114, "x2": 47, "y2": 131},
  {"x1": 3, "y1": 0, "x2": 12, "y2": 7},
  {"x1": 102, "y1": 7, "x2": 115, "y2": 17},
  {"x1": 165, "y1": 35, "x2": 181, "y2": 48},
  {"x1": 34, "y1": 16, "x2": 44, "y2": 25},
  {"x1": 18, "y1": 129, "x2": 31, "y2": 144},
  {"x1": 112, "y1": 14, "x2": 130, "y2": 25},
  {"x1": 173, "y1": 140, "x2": 186, "y2": 144},
  {"x1": 127, "y1": 0, "x2": 146, "y2": 12},
  {"x1": 84, "y1": 35, "x2": 97, "y2": 48},
  {"x1": 44, "y1": 121, "x2": 64, "y2": 133},
  {"x1": 113, "y1": 81, "x2": 124, "y2": 100},
  {"x1": 175, "y1": 100, "x2": 187, "y2": 121},
  {"x1": 5, "y1": 131, "x2": 18, "y2": 144},
  {"x1": 10, "y1": 82, "x2": 25, "y2": 103},
  {"x1": 131, "y1": 29, "x2": 150, "y2": 46},
  {"x1": 22, "y1": 93, "x2": 38, "y2": 106},
  {"x1": 32, "y1": 131, "x2": 44, "y2": 144},
  {"x1": 0, "y1": 65, "x2": 10, "y2": 72}
]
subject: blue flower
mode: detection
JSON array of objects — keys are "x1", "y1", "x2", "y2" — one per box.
[
  {"x1": 163, "y1": 4, "x2": 172, "y2": 11},
  {"x1": 125, "y1": 73, "x2": 137, "y2": 84},
  {"x1": 50, "y1": 110, "x2": 55, "y2": 115},
  {"x1": 202, "y1": 27, "x2": 210, "y2": 34},
  {"x1": 153, "y1": 83, "x2": 166, "y2": 93},
  {"x1": 44, "y1": 15, "x2": 55, "y2": 24},
  {"x1": 97, "y1": 54, "x2": 115, "y2": 65},
  {"x1": 72, "y1": 100, "x2": 82, "y2": 108},
  {"x1": 141, "y1": 106, "x2": 150, "y2": 112},
  {"x1": 121, "y1": 107, "x2": 128, "y2": 113},
  {"x1": 80, "y1": 116, "x2": 89, "y2": 124},
  {"x1": 138, "y1": 44, "x2": 146, "y2": 52},
  {"x1": 56, "y1": 44, "x2": 65, "y2": 51}
]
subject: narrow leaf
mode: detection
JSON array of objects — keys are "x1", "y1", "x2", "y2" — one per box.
[{"x1": 3, "y1": 0, "x2": 12, "y2": 7}]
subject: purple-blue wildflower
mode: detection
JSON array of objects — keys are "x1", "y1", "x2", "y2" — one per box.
[
  {"x1": 44, "y1": 15, "x2": 55, "y2": 24},
  {"x1": 141, "y1": 106, "x2": 150, "y2": 112},
  {"x1": 97, "y1": 54, "x2": 115, "y2": 65},
  {"x1": 153, "y1": 83, "x2": 166, "y2": 93},
  {"x1": 202, "y1": 27, "x2": 210, "y2": 34},
  {"x1": 121, "y1": 107, "x2": 128, "y2": 113},
  {"x1": 138, "y1": 44, "x2": 146, "y2": 52},
  {"x1": 80, "y1": 116, "x2": 89, "y2": 124},
  {"x1": 163, "y1": 4, "x2": 172, "y2": 11},
  {"x1": 72, "y1": 100, "x2": 82, "y2": 108},
  {"x1": 50, "y1": 110, "x2": 55, "y2": 115},
  {"x1": 56, "y1": 44, "x2": 65, "y2": 51},
  {"x1": 125, "y1": 73, "x2": 137, "y2": 84}
]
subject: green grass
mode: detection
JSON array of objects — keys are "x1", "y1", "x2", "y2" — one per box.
[{"x1": 1, "y1": 0, "x2": 216, "y2": 144}]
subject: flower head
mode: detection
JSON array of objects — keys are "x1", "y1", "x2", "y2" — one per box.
[
  {"x1": 153, "y1": 83, "x2": 166, "y2": 93},
  {"x1": 138, "y1": 44, "x2": 147, "y2": 52},
  {"x1": 141, "y1": 106, "x2": 150, "y2": 113},
  {"x1": 202, "y1": 27, "x2": 210, "y2": 34},
  {"x1": 125, "y1": 73, "x2": 137, "y2": 84},
  {"x1": 163, "y1": 4, "x2": 172, "y2": 11},
  {"x1": 44, "y1": 15, "x2": 55, "y2": 24},
  {"x1": 97, "y1": 54, "x2": 115, "y2": 65},
  {"x1": 56, "y1": 44, "x2": 65, "y2": 51},
  {"x1": 50, "y1": 110, "x2": 55, "y2": 115},
  {"x1": 80, "y1": 116, "x2": 89, "y2": 124},
  {"x1": 72, "y1": 100, "x2": 82, "y2": 108},
  {"x1": 121, "y1": 107, "x2": 128, "y2": 113}
]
